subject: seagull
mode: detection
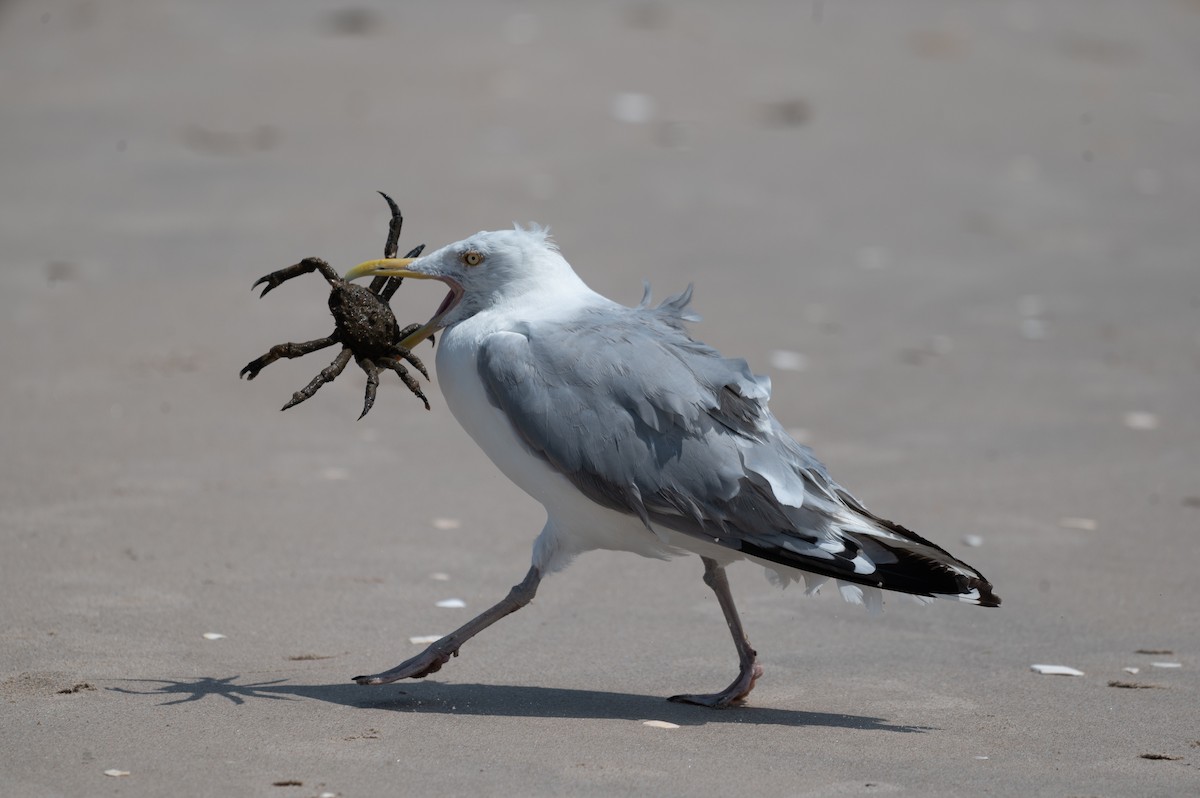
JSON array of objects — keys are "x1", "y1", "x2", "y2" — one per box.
[{"x1": 343, "y1": 226, "x2": 999, "y2": 707}]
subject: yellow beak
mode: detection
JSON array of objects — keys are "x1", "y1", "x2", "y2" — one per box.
[
  {"x1": 343, "y1": 257, "x2": 460, "y2": 350},
  {"x1": 342, "y1": 257, "x2": 420, "y2": 282}
]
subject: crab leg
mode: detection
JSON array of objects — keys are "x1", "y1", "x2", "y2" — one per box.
[
  {"x1": 281, "y1": 348, "x2": 353, "y2": 411},
  {"x1": 240, "y1": 335, "x2": 340, "y2": 380},
  {"x1": 252, "y1": 257, "x2": 342, "y2": 298},
  {"x1": 379, "y1": 357, "x2": 430, "y2": 410}
]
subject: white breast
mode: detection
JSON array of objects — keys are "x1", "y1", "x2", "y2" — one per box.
[{"x1": 433, "y1": 310, "x2": 690, "y2": 570}]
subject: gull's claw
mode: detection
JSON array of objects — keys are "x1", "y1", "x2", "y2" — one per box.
[
  {"x1": 667, "y1": 663, "x2": 763, "y2": 708},
  {"x1": 353, "y1": 645, "x2": 457, "y2": 685}
]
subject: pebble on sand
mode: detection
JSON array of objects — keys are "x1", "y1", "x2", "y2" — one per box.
[
  {"x1": 202, "y1": 632, "x2": 226, "y2": 640},
  {"x1": 435, "y1": 598, "x2": 466, "y2": 609},
  {"x1": 103, "y1": 769, "x2": 130, "y2": 777},
  {"x1": 409, "y1": 635, "x2": 441, "y2": 645}
]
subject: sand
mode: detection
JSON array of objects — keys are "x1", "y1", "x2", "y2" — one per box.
[{"x1": 2, "y1": 1, "x2": 1198, "y2": 795}]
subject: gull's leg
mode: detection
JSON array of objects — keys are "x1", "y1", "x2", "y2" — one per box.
[
  {"x1": 354, "y1": 565, "x2": 542, "y2": 685},
  {"x1": 281, "y1": 348, "x2": 353, "y2": 410},
  {"x1": 240, "y1": 335, "x2": 340, "y2": 380},
  {"x1": 668, "y1": 557, "x2": 763, "y2": 708}
]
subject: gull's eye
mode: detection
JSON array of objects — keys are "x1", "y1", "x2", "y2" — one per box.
[{"x1": 462, "y1": 250, "x2": 484, "y2": 267}]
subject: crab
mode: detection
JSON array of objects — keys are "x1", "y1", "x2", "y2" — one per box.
[{"x1": 240, "y1": 192, "x2": 433, "y2": 418}]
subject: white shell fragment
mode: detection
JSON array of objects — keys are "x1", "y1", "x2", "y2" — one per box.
[
  {"x1": 435, "y1": 598, "x2": 466, "y2": 609},
  {"x1": 1124, "y1": 411, "x2": 1159, "y2": 430},
  {"x1": 1030, "y1": 664, "x2": 1085, "y2": 676},
  {"x1": 974, "y1": 756, "x2": 990, "y2": 760},
  {"x1": 642, "y1": 720, "x2": 680, "y2": 729},
  {"x1": 1123, "y1": 667, "x2": 1140, "y2": 674},
  {"x1": 611, "y1": 92, "x2": 656, "y2": 124},
  {"x1": 409, "y1": 635, "x2": 441, "y2": 645},
  {"x1": 103, "y1": 769, "x2": 131, "y2": 777},
  {"x1": 202, "y1": 633, "x2": 226, "y2": 640},
  {"x1": 1058, "y1": 517, "x2": 1098, "y2": 531},
  {"x1": 431, "y1": 518, "x2": 462, "y2": 530},
  {"x1": 768, "y1": 350, "x2": 809, "y2": 372},
  {"x1": 961, "y1": 534, "x2": 984, "y2": 548},
  {"x1": 1151, "y1": 662, "x2": 1182, "y2": 669}
]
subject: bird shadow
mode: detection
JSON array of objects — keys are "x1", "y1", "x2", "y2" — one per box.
[{"x1": 106, "y1": 675, "x2": 931, "y2": 732}]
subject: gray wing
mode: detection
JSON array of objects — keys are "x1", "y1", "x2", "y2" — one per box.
[{"x1": 477, "y1": 289, "x2": 998, "y2": 606}]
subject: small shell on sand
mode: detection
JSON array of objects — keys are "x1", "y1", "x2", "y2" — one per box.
[
  {"x1": 409, "y1": 635, "x2": 441, "y2": 645},
  {"x1": 103, "y1": 769, "x2": 131, "y2": 777},
  {"x1": 1123, "y1": 411, "x2": 1159, "y2": 430},
  {"x1": 1030, "y1": 664, "x2": 1084, "y2": 676},
  {"x1": 435, "y1": 598, "x2": 466, "y2": 609},
  {"x1": 642, "y1": 720, "x2": 680, "y2": 729},
  {"x1": 202, "y1": 633, "x2": 226, "y2": 640}
]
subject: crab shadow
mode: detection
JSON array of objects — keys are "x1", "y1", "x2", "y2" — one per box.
[{"x1": 107, "y1": 675, "x2": 932, "y2": 732}]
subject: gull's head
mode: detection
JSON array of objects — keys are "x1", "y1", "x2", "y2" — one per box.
[{"x1": 345, "y1": 225, "x2": 576, "y2": 348}]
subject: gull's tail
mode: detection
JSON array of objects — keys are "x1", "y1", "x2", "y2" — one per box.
[
  {"x1": 756, "y1": 494, "x2": 1000, "y2": 611},
  {"x1": 846, "y1": 514, "x2": 1000, "y2": 607}
]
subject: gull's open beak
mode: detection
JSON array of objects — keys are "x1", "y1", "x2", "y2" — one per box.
[
  {"x1": 343, "y1": 257, "x2": 419, "y2": 282},
  {"x1": 344, "y1": 258, "x2": 463, "y2": 349}
]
